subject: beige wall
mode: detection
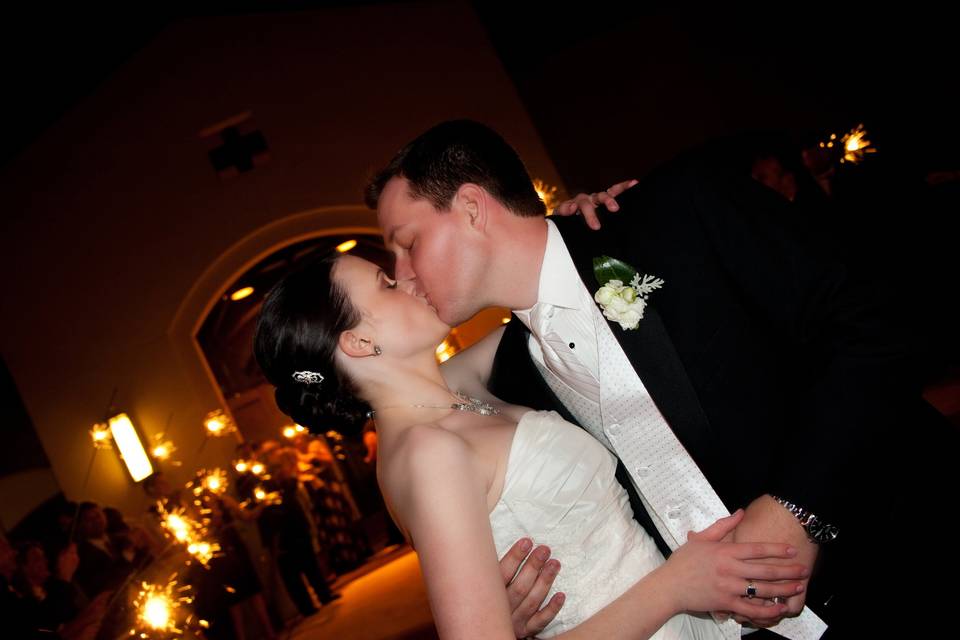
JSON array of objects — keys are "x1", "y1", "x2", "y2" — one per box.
[{"x1": 0, "y1": 2, "x2": 562, "y2": 518}]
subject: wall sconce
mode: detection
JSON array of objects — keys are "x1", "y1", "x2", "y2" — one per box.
[{"x1": 109, "y1": 413, "x2": 154, "y2": 482}]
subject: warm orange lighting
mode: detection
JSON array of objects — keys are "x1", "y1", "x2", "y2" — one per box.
[
  {"x1": 533, "y1": 179, "x2": 561, "y2": 213},
  {"x1": 156, "y1": 503, "x2": 219, "y2": 566},
  {"x1": 436, "y1": 339, "x2": 458, "y2": 363},
  {"x1": 840, "y1": 123, "x2": 876, "y2": 164},
  {"x1": 142, "y1": 593, "x2": 172, "y2": 629},
  {"x1": 282, "y1": 424, "x2": 307, "y2": 439},
  {"x1": 250, "y1": 462, "x2": 265, "y2": 476},
  {"x1": 109, "y1": 414, "x2": 153, "y2": 482},
  {"x1": 230, "y1": 286, "x2": 255, "y2": 301},
  {"x1": 160, "y1": 509, "x2": 194, "y2": 544},
  {"x1": 234, "y1": 460, "x2": 249, "y2": 473},
  {"x1": 252, "y1": 485, "x2": 282, "y2": 506},
  {"x1": 89, "y1": 423, "x2": 112, "y2": 449},
  {"x1": 435, "y1": 330, "x2": 465, "y2": 363},
  {"x1": 150, "y1": 433, "x2": 178, "y2": 465},
  {"x1": 131, "y1": 575, "x2": 194, "y2": 636},
  {"x1": 502, "y1": 316, "x2": 511, "y2": 324},
  {"x1": 197, "y1": 468, "x2": 228, "y2": 496},
  {"x1": 186, "y1": 540, "x2": 220, "y2": 565},
  {"x1": 336, "y1": 239, "x2": 358, "y2": 253},
  {"x1": 203, "y1": 409, "x2": 236, "y2": 437}
]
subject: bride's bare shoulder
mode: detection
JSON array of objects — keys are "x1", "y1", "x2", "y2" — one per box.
[{"x1": 381, "y1": 423, "x2": 484, "y2": 501}]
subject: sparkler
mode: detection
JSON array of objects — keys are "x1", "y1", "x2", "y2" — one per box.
[
  {"x1": 192, "y1": 468, "x2": 228, "y2": 497},
  {"x1": 89, "y1": 423, "x2": 113, "y2": 449},
  {"x1": 129, "y1": 574, "x2": 202, "y2": 637},
  {"x1": 282, "y1": 424, "x2": 307, "y2": 439},
  {"x1": 203, "y1": 409, "x2": 236, "y2": 437},
  {"x1": 157, "y1": 503, "x2": 220, "y2": 567},
  {"x1": 150, "y1": 433, "x2": 181, "y2": 467},
  {"x1": 534, "y1": 179, "x2": 561, "y2": 213},
  {"x1": 817, "y1": 123, "x2": 877, "y2": 166},
  {"x1": 840, "y1": 123, "x2": 876, "y2": 164},
  {"x1": 252, "y1": 485, "x2": 282, "y2": 506}
]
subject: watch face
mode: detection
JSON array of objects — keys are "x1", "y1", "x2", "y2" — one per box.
[
  {"x1": 811, "y1": 524, "x2": 839, "y2": 543},
  {"x1": 821, "y1": 526, "x2": 839, "y2": 542}
]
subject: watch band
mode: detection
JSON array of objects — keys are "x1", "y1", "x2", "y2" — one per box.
[{"x1": 769, "y1": 495, "x2": 839, "y2": 544}]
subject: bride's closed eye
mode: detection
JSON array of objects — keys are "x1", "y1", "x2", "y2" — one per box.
[
  {"x1": 377, "y1": 269, "x2": 398, "y2": 289},
  {"x1": 381, "y1": 273, "x2": 399, "y2": 289}
]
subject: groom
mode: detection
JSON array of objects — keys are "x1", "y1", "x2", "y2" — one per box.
[{"x1": 365, "y1": 120, "x2": 955, "y2": 638}]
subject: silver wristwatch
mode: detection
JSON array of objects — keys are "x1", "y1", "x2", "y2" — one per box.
[{"x1": 769, "y1": 495, "x2": 839, "y2": 544}]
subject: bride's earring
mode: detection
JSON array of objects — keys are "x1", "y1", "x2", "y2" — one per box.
[{"x1": 360, "y1": 339, "x2": 383, "y2": 356}]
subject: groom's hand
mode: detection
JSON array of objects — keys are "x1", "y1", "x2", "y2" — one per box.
[
  {"x1": 551, "y1": 179, "x2": 638, "y2": 230},
  {"x1": 728, "y1": 495, "x2": 817, "y2": 628},
  {"x1": 499, "y1": 537, "x2": 565, "y2": 638}
]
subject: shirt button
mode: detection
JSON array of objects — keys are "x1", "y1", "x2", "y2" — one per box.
[
  {"x1": 635, "y1": 466, "x2": 651, "y2": 478},
  {"x1": 607, "y1": 423, "x2": 621, "y2": 436},
  {"x1": 568, "y1": 342, "x2": 575, "y2": 349}
]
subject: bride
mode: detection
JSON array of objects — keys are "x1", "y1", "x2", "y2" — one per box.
[{"x1": 253, "y1": 251, "x2": 805, "y2": 639}]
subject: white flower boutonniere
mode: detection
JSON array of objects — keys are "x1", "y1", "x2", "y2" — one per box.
[{"x1": 592, "y1": 256, "x2": 664, "y2": 330}]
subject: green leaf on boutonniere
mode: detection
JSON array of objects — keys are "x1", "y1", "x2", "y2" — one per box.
[{"x1": 593, "y1": 256, "x2": 638, "y2": 287}]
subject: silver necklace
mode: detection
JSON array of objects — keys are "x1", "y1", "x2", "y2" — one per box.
[{"x1": 368, "y1": 391, "x2": 499, "y2": 418}]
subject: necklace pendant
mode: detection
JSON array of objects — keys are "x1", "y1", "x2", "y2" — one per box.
[{"x1": 452, "y1": 392, "x2": 499, "y2": 416}]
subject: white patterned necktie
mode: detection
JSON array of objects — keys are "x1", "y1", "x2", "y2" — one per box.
[{"x1": 531, "y1": 303, "x2": 601, "y2": 403}]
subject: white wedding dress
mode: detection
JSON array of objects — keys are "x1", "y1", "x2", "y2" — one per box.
[{"x1": 489, "y1": 409, "x2": 724, "y2": 639}]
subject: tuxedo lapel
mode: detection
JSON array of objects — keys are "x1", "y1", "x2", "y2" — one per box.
[{"x1": 550, "y1": 215, "x2": 715, "y2": 455}]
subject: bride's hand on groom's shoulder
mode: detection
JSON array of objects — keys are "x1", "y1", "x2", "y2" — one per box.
[
  {"x1": 661, "y1": 510, "x2": 805, "y2": 623},
  {"x1": 499, "y1": 537, "x2": 565, "y2": 639},
  {"x1": 550, "y1": 179, "x2": 638, "y2": 230}
]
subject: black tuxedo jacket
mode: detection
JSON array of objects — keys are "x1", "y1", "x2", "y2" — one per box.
[{"x1": 488, "y1": 146, "x2": 956, "y2": 633}]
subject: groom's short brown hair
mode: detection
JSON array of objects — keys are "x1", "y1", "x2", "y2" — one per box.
[{"x1": 364, "y1": 120, "x2": 547, "y2": 218}]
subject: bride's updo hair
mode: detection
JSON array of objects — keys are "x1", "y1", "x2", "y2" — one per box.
[{"x1": 253, "y1": 253, "x2": 371, "y2": 432}]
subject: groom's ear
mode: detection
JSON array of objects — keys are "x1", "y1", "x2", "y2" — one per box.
[{"x1": 454, "y1": 183, "x2": 488, "y2": 233}]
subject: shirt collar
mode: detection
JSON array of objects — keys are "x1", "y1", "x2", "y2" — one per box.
[{"x1": 514, "y1": 218, "x2": 584, "y2": 323}]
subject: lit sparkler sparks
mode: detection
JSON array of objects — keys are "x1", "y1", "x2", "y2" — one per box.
[
  {"x1": 192, "y1": 468, "x2": 228, "y2": 497},
  {"x1": 130, "y1": 574, "x2": 193, "y2": 637},
  {"x1": 150, "y1": 434, "x2": 180, "y2": 466},
  {"x1": 533, "y1": 179, "x2": 561, "y2": 213},
  {"x1": 203, "y1": 409, "x2": 237, "y2": 437},
  {"x1": 89, "y1": 423, "x2": 113, "y2": 449}
]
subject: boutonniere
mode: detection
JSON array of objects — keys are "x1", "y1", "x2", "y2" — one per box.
[{"x1": 592, "y1": 256, "x2": 664, "y2": 330}]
